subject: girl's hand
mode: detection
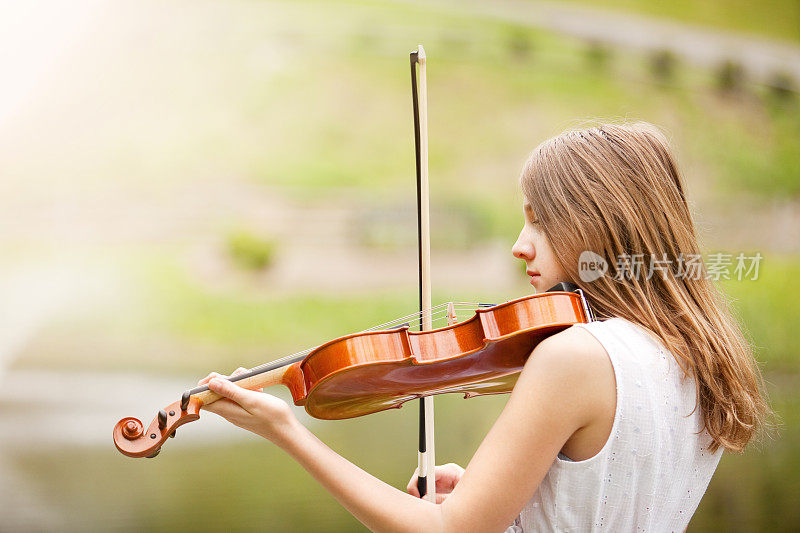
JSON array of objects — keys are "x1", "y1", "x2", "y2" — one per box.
[
  {"x1": 197, "y1": 368, "x2": 299, "y2": 444},
  {"x1": 406, "y1": 462, "x2": 465, "y2": 503}
]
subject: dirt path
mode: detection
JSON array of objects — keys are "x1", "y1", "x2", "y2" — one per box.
[{"x1": 401, "y1": 0, "x2": 800, "y2": 84}]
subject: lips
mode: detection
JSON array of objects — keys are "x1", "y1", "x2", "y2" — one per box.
[{"x1": 527, "y1": 270, "x2": 541, "y2": 285}]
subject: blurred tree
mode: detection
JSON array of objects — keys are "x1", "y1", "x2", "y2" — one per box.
[
  {"x1": 585, "y1": 40, "x2": 612, "y2": 71},
  {"x1": 507, "y1": 28, "x2": 533, "y2": 62},
  {"x1": 226, "y1": 229, "x2": 277, "y2": 272},
  {"x1": 716, "y1": 59, "x2": 746, "y2": 93},
  {"x1": 650, "y1": 48, "x2": 678, "y2": 85},
  {"x1": 766, "y1": 70, "x2": 797, "y2": 100}
]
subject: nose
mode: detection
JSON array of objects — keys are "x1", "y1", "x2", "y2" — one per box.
[{"x1": 512, "y1": 228, "x2": 534, "y2": 260}]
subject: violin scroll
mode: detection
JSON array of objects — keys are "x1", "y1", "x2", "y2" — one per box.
[{"x1": 113, "y1": 396, "x2": 203, "y2": 458}]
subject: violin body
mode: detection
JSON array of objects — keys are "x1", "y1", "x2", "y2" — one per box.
[
  {"x1": 114, "y1": 288, "x2": 591, "y2": 458},
  {"x1": 298, "y1": 290, "x2": 586, "y2": 419}
]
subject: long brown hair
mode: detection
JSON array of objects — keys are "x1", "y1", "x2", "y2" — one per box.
[{"x1": 521, "y1": 121, "x2": 768, "y2": 452}]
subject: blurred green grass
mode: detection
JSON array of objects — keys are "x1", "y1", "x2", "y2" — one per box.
[
  {"x1": 721, "y1": 256, "x2": 800, "y2": 373},
  {"x1": 692, "y1": 385, "x2": 800, "y2": 530}
]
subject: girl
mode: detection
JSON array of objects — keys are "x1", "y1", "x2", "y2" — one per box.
[{"x1": 200, "y1": 122, "x2": 768, "y2": 532}]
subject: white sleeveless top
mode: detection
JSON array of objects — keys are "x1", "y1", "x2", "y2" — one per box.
[{"x1": 508, "y1": 318, "x2": 723, "y2": 532}]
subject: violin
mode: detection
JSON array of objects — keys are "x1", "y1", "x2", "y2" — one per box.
[{"x1": 113, "y1": 282, "x2": 595, "y2": 458}]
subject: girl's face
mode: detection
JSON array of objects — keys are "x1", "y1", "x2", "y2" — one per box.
[{"x1": 512, "y1": 200, "x2": 570, "y2": 292}]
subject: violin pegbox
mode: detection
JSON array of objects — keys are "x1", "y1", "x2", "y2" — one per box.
[{"x1": 113, "y1": 395, "x2": 203, "y2": 458}]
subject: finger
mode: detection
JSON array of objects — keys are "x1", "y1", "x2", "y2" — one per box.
[
  {"x1": 406, "y1": 468, "x2": 420, "y2": 496},
  {"x1": 203, "y1": 397, "x2": 245, "y2": 419},
  {"x1": 230, "y1": 367, "x2": 262, "y2": 391},
  {"x1": 436, "y1": 476, "x2": 455, "y2": 494},
  {"x1": 228, "y1": 367, "x2": 265, "y2": 392},
  {"x1": 410, "y1": 485, "x2": 447, "y2": 502},
  {"x1": 435, "y1": 463, "x2": 464, "y2": 493},
  {"x1": 209, "y1": 377, "x2": 257, "y2": 411},
  {"x1": 198, "y1": 371, "x2": 225, "y2": 386}
]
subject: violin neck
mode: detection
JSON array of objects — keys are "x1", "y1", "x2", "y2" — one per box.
[{"x1": 194, "y1": 365, "x2": 291, "y2": 407}]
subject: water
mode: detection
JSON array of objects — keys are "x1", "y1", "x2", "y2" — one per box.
[{"x1": 1, "y1": 369, "x2": 796, "y2": 531}]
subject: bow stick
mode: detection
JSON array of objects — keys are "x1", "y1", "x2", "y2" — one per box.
[{"x1": 410, "y1": 44, "x2": 436, "y2": 503}]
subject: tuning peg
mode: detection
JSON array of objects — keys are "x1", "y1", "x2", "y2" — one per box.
[
  {"x1": 146, "y1": 448, "x2": 161, "y2": 459},
  {"x1": 158, "y1": 409, "x2": 167, "y2": 430},
  {"x1": 170, "y1": 430, "x2": 176, "y2": 438},
  {"x1": 181, "y1": 391, "x2": 190, "y2": 411}
]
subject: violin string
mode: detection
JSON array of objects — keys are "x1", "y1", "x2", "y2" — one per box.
[
  {"x1": 364, "y1": 302, "x2": 451, "y2": 330},
  {"x1": 367, "y1": 305, "x2": 486, "y2": 331},
  {"x1": 238, "y1": 302, "x2": 489, "y2": 376},
  {"x1": 367, "y1": 305, "x2": 481, "y2": 330},
  {"x1": 358, "y1": 302, "x2": 487, "y2": 331}
]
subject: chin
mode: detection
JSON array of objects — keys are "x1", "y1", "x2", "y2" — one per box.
[{"x1": 531, "y1": 277, "x2": 557, "y2": 293}]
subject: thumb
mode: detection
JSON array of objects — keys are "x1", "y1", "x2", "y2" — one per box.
[{"x1": 209, "y1": 378, "x2": 256, "y2": 410}]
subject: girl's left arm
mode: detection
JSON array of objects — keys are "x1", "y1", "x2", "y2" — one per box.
[{"x1": 204, "y1": 327, "x2": 609, "y2": 533}]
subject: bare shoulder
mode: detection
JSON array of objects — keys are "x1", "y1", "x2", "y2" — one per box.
[
  {"x1": 526, "y1": 325, "x2": 611, "y2": 376},
  {"x1": 516, "y1": 325, "x2": 616, "y2": 432}
]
